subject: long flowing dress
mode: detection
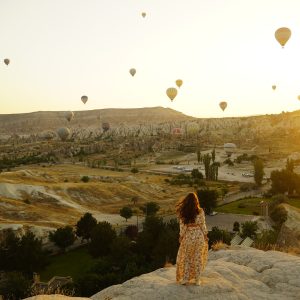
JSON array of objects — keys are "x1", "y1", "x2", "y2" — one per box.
[{"x1": 176, "y1": 209, "x2": 208, "y2": 283}]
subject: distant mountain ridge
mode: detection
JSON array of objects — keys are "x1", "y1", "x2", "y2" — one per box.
[
  {"x1": 0, "y1": 107, "x2": 194, "y2": 135},
  {"x1": 2, "y1": 106, "x2": 300, "y2": 141}
]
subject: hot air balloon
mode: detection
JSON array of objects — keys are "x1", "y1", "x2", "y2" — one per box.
[
  {"x1": 224, "y1": 143, "x2": 237, "y2": 156},
  {"x1": 275, "y1": 27, "x2": 291, "y2": 48},
  {"x1": 129, "y1": 68, "x2": 136, "y2": 77},
  {"x1": 297, "y1": 95, "x2": 300, "y2": 101},
  {"x1": 166, "y1": 87, "x2": 177, "y2": 101},
  {"x1": 40, "y1": 130, "x2": 56, "y2": 141},
  {"x1": 81, "y1": 95, "x2": 88, "y2": 104},
  {"x1": 4, "y1": 58, "x2": 10, "y2": 65},
  {"x1": 272, "y1": 85, "x2": 276, "y2": 90},
  {"x1": 141, "y1": 12, "x2": 146, "y2": 18},
  {"x1": 219, "y1": 101, "x2": 227, "y2": 111},
  {"x1": 57, "y1": 127, "x2": 70, "y2": 141},
  {"x1": 176, "y1": 79, "x2": 183, "y2": 88},
  {"x1": 65, "y1": 111, "x2": 74, "y2": 122}
]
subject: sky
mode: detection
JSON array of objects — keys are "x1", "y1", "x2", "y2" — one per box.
[{"x1": 1, "y1": 0, "x2": 300, "y2": 118}]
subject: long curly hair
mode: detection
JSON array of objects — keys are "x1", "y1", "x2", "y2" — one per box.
[{"x1": 176, "y1": 192, "x2": 201, "y2": 224}]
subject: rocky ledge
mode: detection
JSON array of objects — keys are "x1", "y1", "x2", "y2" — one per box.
[{"x1": 26, "y1": 246, "x2": 300, "y2": 300}]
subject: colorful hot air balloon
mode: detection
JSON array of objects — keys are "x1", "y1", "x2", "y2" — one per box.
[
  {"x1": 176, "y1": 79, "x2": 183, "y2": 88},
  {"x1": 166, "y1": 87, "x2": 177, "y2": 101},
  {"x1": 275, "y1": 27, "x2": 291, "y2": 48},
  {"x1": 57, "y1": 127, "x2": 70, "y2": 141},
  {"x1": 4, "y1": 58, "x2": 10, "y2": 65},
  {"x1": 65, "y1": 111, "x2": 74, "y2": 122},
  {"x1": 81, "y1": 95, "x2": 88, "y2": 104},
  {"x1": 129, "y1": 68, "x2": 136, "y2": 77},
  {"x1": 219, "y1": 101, "x2": 227, "y2": 111},
  {"x1": 141, "y1": 12, "x2": 146, "y2": 18},
  {"x1": 272, "y1": 85, "x2": 276, "y2": 90}
]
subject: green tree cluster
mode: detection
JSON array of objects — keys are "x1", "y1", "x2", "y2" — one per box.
[
  {"x1": 196, "y1": 189, "x2": 218, "y2": 215},
  {"x1": 202, "y1": 153, "x2": 219, "y2": 181}
]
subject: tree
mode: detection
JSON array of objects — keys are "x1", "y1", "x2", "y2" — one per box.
[
  {"x1": 253, "y1": 159, "x2": 264, "y2": 186},
  {"x1": 0, "y1": 231, "x2": 47, "y2": 275},
  {"x1": 240, "y1": 221, "x2": 258, "y2": 239},
  {"x1": 0, "y1": 272, "x2": 30, "y2": 300},
  {"x1": 120, "y1": 206, "x2": 133, "y2": 221},
  {"x1": 49, "y1": 226, "x2": 76, "y2": 252},
  {"x1": 203, "y1": 154, "x2": 211, "y2": 179},
  {"x1": 286, "y1": 158, "x2": 294, "y2": 172},
  {"x1": 18, "y1": 232, "x2": 48, "y2": 275},
  {"x1": 196, "y1": 189, "x2": 218, "y2": 215},
  {"x1": 140, "y1": 202, "x2": 160, "y2": 216},
  {"x1": 110, "y1": 236, "x2": 132, "y2": 265},
  {"x1": 270, "y1": 169, "x2": 300, "y2": 195},
  {"x1": 136, "y1": 216, "x2": 165, "y2": 259},
  {"x1": 152, "y1": 219, "x2": 179, "y2": 267},
  {"x1": 124, "y1": 225, "x2": 138, "y2": 240},
  {"x1": 89, "y1": 222, "x2": 116, "y2": 257},
  {"x1": 196, "y1": 148, "x2": 201, "y2": 164},
  {"x1": 207, "y1": 226, "x2": 231, "y2": 248},
  {"x1": 76, "y1": 213, "x2": 97, "y2": 242},
  {"x1": 211, "y1": 148, "x2": 216, "y2": 163},
  {"x1": 191, "y1": 168, "x2": 203, "y2": 179},
  {"x1": 270, "y1": 205, "x2": 287, "y2": 228},
  {"x1": 233, "y1": 221, "x2": 240, "y2": 232}
]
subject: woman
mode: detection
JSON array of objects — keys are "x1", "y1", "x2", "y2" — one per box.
[{"x1": 176, "y1": 192, "x2": 208, "y2": 285}]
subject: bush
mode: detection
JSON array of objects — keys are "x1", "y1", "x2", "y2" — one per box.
[
  {"x1": 255, "y1": 229, "x2": 279, "y2": 250},
  {"x1": 207, "y1": 226, "x2": 231, "y2": 248},
  {"x1": 241, "y1": 221, "x2": 258, "y2": 239},
  {"x1": 0, "y1": 272, "x2": 31, "y2": 300},
  {"x1": 270, "y1": 205, "x2": 287, "y2": 227},
  {"x1": 81, "y1": 176, "x2": 90, "y2": 183},
  {"x1": 191, "y1": 169, "x2": 204, "y2": 179},
  {"x1": 240, "y1": 183, "x2": 255, "y2": 192},
  {"x1": 131, "y1": 168, "x2": 139, "y2": 173},
  {"x1": 233, "y1": 221, "x2": 240, "y2": 232},
  {"x1": 224, "y1": 158, "x2": 234, "y2": 166}
]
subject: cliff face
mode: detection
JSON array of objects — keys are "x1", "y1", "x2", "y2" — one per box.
[{"x1": 25, "y1": 247, "x2": 300, "y2": 300}]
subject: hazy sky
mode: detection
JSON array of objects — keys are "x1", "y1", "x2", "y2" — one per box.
[{"x1": 1, "y1": 0, "x2": 300, "y2": 118}]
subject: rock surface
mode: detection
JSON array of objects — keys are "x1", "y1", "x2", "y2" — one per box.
[
  {"x1": 25, "y1": 247, "x2": 300, "y2": 300},
  {"x1": 93, "y1": 247, "x2": 300, "y2": 300}
]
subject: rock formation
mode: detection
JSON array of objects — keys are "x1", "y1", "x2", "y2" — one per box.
[
  {"x1": 25, "y1": 246, "x2": 300, "y2": 300},
  {"x1": 92, "y1": 246, "x2": 300, "y2": 300}
]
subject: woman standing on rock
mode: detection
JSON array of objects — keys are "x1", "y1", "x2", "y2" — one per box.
[{"x1": 176, "y1": 192, "x2": 208, "y2": 285}]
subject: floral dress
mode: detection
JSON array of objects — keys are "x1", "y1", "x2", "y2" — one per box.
[{"x1": 176, "y1": 209, "x2": 208, "y2": 283}]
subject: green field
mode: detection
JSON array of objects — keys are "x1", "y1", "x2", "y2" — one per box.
[
  {"x1": 41, "y1": 246, "x2": 97, "y2": 281},
  {"x1": 216, "y1": 197, "x2": 300, "y2": 215}
]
